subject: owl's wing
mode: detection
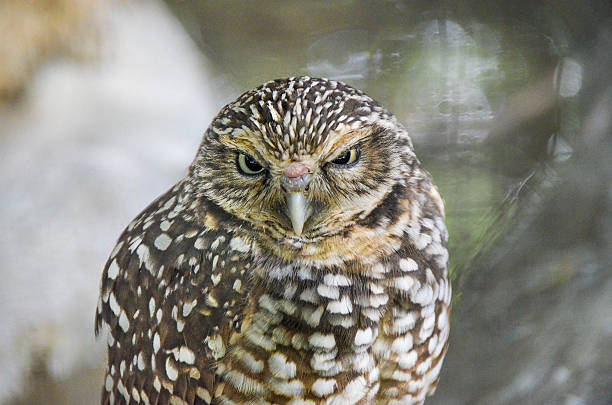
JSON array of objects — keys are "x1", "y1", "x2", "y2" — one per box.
[
  {"x1": 95, "y1": 181, "x2": 250, "y2": 405},
  {"x1": 374, "y1": 181, "x2": 451, "y2": 403}
]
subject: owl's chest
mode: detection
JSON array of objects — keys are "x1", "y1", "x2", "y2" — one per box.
[
  {"x1": 216, "y1": 264, "x2": 395, "y2": 402},
  {"x1": 242, "y1": 263, "x2": 391, "y2": 336}
]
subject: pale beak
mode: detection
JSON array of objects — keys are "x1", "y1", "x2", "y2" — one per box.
[
  {"x1": 285, "y1": 192, "x2": 310, "y2": 236},
  {"x1": 282, "y1": 162, "x2": 312, "y2": 236}
]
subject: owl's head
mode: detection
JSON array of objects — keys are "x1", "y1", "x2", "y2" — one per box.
[{"x1": 190, "y1": 77, "x2": 418, "y2": 263}]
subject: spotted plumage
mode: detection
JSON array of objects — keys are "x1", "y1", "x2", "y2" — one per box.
[{"x1": 96, "y1": 76, "x2": 451, "y2": 405}]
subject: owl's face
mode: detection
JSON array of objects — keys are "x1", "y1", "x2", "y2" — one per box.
[{"x1": 190, "y1": 77, "x2": 414, "y2": 262}]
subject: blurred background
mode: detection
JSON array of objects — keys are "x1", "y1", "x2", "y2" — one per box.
[{"x1": 0, "y1": 0, "x2": 610, "y2": 404}]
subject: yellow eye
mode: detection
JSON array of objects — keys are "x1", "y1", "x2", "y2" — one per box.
[
  {"x1": 330, "y1": 146, "x2": 360, "y2": 167},
  {"x1": 237, "y1": 153, "x2": 265, "y2": 175}
]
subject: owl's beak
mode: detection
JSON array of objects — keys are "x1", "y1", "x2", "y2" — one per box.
[
  {"x1": 282, "y1": 162, "x2": 311, "y2": 236},
  {"x1": 286, "y1": 192, "x2": 310, "y2": 236}
]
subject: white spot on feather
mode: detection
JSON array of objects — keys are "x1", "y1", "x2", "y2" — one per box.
[
  {"x1": 183, "y1": 300, "x2": 196, "y2": 317},
  {"x1": 205, "y1": 334, "x2": 226, "y2": 359},
  {"x1": 326, "y1": 295, "x2": 353, "y2": 314},
  {"x1": 297, "y1": 267, "x2": 314, "y2": 280},
  {"x1": 398, "y1": 351, "x2": 418, "y2": 369},
  {"x1": 392, "y1": 311, "x2": 418, "y2": 334},
  {"x1": 107, "y1": 259, "x2": 119, "y2": 280},
  {"x1": 166, "y1": 357, "x2": 179, "y2": 381},
  {"x1": 179, "y1": 346, "x2": 195, "y2": 364},
  {"x1": 352, "y1": 352, "x2": 373, "y2": 373},
  {"x1": 105, "y1": 375, "x2": 113, "y2": 391},
  {"x1": 206, "y1": 292, "x2": 219, "y2": 308},
  {"x1": 323, "y1": 274, "x2": 352, "y2": 286},
  {"x1": 137, "y1": 351, "x2": 145, "y2": 371},
  {"x1": 194, "y1": 237, "x2": 205, "y2": 250},
  {"x1": 392, "y1": 276, "x2": 415, "y2": 291},
  {"x1": 428, "y1": 334, "x2": 439, "y2": 354},
  {"x1": 131, "y1": 387, "x2": 140, "y2": 403},
  {"x1": 354, "y1": 328, "x2": 374, "y2": 346},
  {"x1": 317, "y1": 284, "x2": 339, "y2": 299},
  {"x1": 269, "y1": 379, "x2": 305, "y2": 397},
  {"x1": 229, "y1": 236, "x2": 250, "y2": 252},
  {"x1": 154, "y1": 233, "x2": 172, "y2": 251},
  {"x1": 118, "y1": 311, "x2": 130, "y2": 332},
  {"x1": 303, "y1": 305, "x2": 325, "y2": 327},
  {"x1": 399, "y1": 258, "x2": 418, "y2": 272},
  {"x1": 162, "y1": 196, "x2": 176, "y2": 211},
  {"x1": 368, "y1": 282, "x2": 384, "y2": 294},
  {"x1": 416, "y1": 357, "x2": 432, "y2": 375},
  {"x1": 258, "y1": 294, "x2": 278, "y2": 314},
  {"x1": 391, "y1": 334, "x2": 413, "y2": 353},
  {"x1": 153, "y1": 333, "x2": 160, "y2": 353},
  {"x1": 299, "y1": 288, "x2": 319, "y2": 304},
  {"x1": 109, "y1": 292, "x2": 121, "y2": 316},
  {"x1": 312, "y1": 378, "x2": 336, "y2": 397},
  {"x1": 437, "y1": 306, "x2": 449, "y2": 329},
  {"x1": 411, "y1": 285, "x2": 434, "y2": 306},
  {"x1": 308, "y1": 333, "x2": 336, "y2": 350},
  {"x1": 234, "y1": 348, "x2": 264, "y2": 374},
  {"x1": 422, "y1": 313, "x2": 436, "y2": 331},
  {"x1": 268, "y1": 353, "x2": 297, "y2": 379},
  {"x1": 225, "y1": 369, "x2": 269, "y2": 396}
]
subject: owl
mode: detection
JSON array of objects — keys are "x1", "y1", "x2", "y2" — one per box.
[{"x1": 95, "y1": 77, "x2": 451, "y2": 405}]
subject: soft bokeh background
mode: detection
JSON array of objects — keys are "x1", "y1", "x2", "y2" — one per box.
[{"x1": 1, "y1": 1, "x2": 610, "y2": 404}]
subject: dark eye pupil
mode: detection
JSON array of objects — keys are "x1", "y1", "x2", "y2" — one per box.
[
  {"x1": 245, "y1": 155, "x2": 262, "y2": 171},
  {"x1": 332, "y1": 151, "x2": 351, "y2": 165}
]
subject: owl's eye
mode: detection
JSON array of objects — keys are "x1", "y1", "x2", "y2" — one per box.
[
  {"x1": 329, "y1": 146, "x2": 361, "y2": 167},
  {"x1": 237, "y1": 153, "x2": 265, "y2": 175}
]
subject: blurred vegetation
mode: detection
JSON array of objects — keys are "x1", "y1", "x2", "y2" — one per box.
[
  {"x1": 0, "y1": 0, "x2": 104, "y2": 103},
  {"x1": 8, "y1": 352, "x2": 102, "y2": 405}
]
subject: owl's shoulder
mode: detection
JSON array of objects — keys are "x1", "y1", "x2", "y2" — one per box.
[
  {"x1": 97, "y1": 180, "x2": 252, "y2": 325},
  {"x1": 95, "y1": 181, "x2": 252, "y2": 404}
]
